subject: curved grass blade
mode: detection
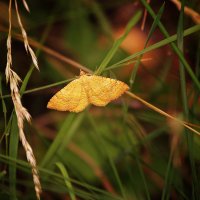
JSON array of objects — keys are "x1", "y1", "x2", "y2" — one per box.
[
  {"x1": 129, "y1": 2, "x2": 165, "y2": 88},
  {"x1": 40, "y1": 113, "x2": 84, "y2": 168},
  {"x1": 55, "y1": 162, "x2": 76, "y2": 200},
  {"x1": 0, "y1": 154, "x2": 123, "y2": 200}
]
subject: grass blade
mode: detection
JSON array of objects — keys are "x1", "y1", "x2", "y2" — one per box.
[
  {"x1": 177, "y1": 1, "x2": 200, "y2": 199},
  {"x1": 124, "y1": 119, "x2": 151, "y2": 200},
  {"x1": 2, "y1": 78, "x2": 73, "y2": 99},
  {"x1": 129, "y1": 2, "x2": 165, "y2": 88},
  {"x1": 40, "y1": 113, "x2": 84, "y2": 168},
  {"x1": 55, "y1": 162, "x2": 76, "y2": 200},
  {"x1": 140, "y1": 0, "x2": 200, "y2": 92},
  {"x1": 106, "y1": 25, "x2": 200, "y2": 71},
  {"x1": 20, "y1": 66, "x2": 34, "y2": 95},
  {"x1": 95, "y1": 11, "x2": 142, "y2": 75},
  {"x1": 0, "y1": 74, "x2": 7, "y2": 135},
  {"x1": 88, "y1": 114, "x2": 128, "y2": 200},
  {"x1": 161, "y1": 152, "x2": 173, "y2": 200},
  {"x1": 9, "y1": 114, "x2": 19, "y2": 199},
  {"x1": 57, "y1": 114, "x2": 85, "y2": 154},
  {"x1": 40, "y1": 113, "x2": 75, "y2": 167}
]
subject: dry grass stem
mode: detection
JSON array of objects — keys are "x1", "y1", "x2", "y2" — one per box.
[
  {"x1": 9, "y1": 72, "x2": 42, "y2": 199},
  {"x1": 1, "y1": 29, "x2": 91, "y2": 73},
  {"x1": 171, "y1": 0, "x2": 200, "y2": 24},
  {"x1": 5, "y1": 0, "x2": 42, "y2": 199},
  {"x1": 5, "y1": 0, "x2": 13, "y2": 83},
  {"x1": 141, "y1": 0, "x2": 150, "y2": 30},
  {"x1": 15, "y1": 0, "x2": 38, "y2": 69},
  {"x1": 126, "y1": 91, "x2": 200, "y2": 136},
  {"x1": 21, "y1": 0, "x2": 30, "y2": 12}
]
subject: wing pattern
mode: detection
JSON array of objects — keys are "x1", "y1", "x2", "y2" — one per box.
[
  {"x1": 47, "y1": 79, "x2": 89, "y2": 112},
  {"x1": 84, "y1": 75, "x2": 129, "y2": 106},
  {"x1": 47, "y1": 73, "x2": 129, "y2": 112}
]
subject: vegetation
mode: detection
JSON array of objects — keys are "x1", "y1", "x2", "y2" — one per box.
[{"x1": 0, "y1": 0, "x2": 200, "y2": 199}]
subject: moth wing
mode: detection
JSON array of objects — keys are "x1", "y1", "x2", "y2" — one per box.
[
  {"x1": 70, "y1": 85, "x2": 89, "y2": 112},
  {"x1": 47, "y1": 79, "x2": 89, "y2": 112},
  {"x1": 86, "y1": 76, "x2": 129, "y2": 106}
]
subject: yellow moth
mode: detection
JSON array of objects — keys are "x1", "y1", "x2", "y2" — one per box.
[{"x1": 47, "y1": 70, "x2": 129, "y2": 112}]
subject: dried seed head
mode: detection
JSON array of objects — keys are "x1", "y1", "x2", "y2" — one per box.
[
  {"x1": 15, "y1": 0, "x2": 39, "y2": 70},
  {"x1": 5, "y1": 0, "x2": 42, "y2": 199}
]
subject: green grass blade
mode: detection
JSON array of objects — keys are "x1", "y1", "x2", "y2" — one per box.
[
  {"x1": 108, "y1": 157, "x2": 127, "y2": 200},
  {"x1": 0, "y1": 154, "x2": 123, "y2": 200},
  {"x1": 124, "y1": 122, "x2": 151, "y2": 200},
  {"x1": 0, "y1": 112, "x2": 13, "y2": 157},
  {"x1": 191, "y1": 34, "x2": 200, "y2": 117},
  {"x1": 161, "y1": 152, "x2": 173, "y2": 200},
  {"x1": 140, "y1": 0, "x2": 200, "y2": 92},
  {"x1": 1, "y1": 27, "x2": 200, "y2": 101},
  {"x1": 55, "y1": 162, "x2": 76, "y2": 200},
  {"x1": 95, "y1": 11, "x2": 142, "y2": 75},
  {"x1": 135, "y1": 154, "x2": 151, "y2": 200},
  {"x1": 129, "y1": 3, "x2": 165, "y2": 88},
  {"x1": 20, "y1": 66, "x2": 34, "y2": 95},
  {"x1": 40, "y1": 113, "x2": 75, "y2": 167},
  {"x1": 106, "y1": 25, "x2": 200, "y2": 71},
  {"x1": 9, "y1": 114, "x2": 19, "y2": 200},
  {"x1": 40, "y1": 113, "x2": 84, "y2": 168},
  {"x1": 195, "y1": 38, "x2": 200, "y2": 76},
  {"x1": 88, "y1": 114, "x2": 128, "y2": 200},
  {"x1": 0, "y1": 74, "x2": 7, "y2": 134},
  {"x1": 144, "y1": 2, "x2": 165, "y2": 46},
  {"x1": 2, "y1": 79, "x2": 73, "y2": 99},
  {"x1": 178, "y1": 0, "x2": 188, "y2": 117},
  {"x1": 57, "y1": 112, "x2": 85, "y2": 153},
  {"x1": 177, "y1": 2, "x2": 200, "y2": 199}
]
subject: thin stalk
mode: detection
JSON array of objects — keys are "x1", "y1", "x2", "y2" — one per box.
[
  {"x1": 177, "y1": 1, "x2": 199, "y2": 199},
  {"x1": 140, "y1": 0, "x2": 200, "y2": 92}
]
